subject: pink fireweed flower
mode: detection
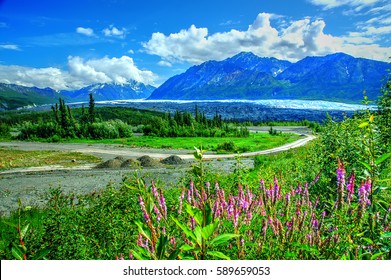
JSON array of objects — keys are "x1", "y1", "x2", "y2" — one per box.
[
  {"x1": 137, "y1": 233, "x2": 144, "y2": 247},
  {"x1": 346, "y1": 170, "x2": 355, "y2": 204},
  {"x1": 260, "y1": 179, "x2": 265, "y2": 192},
  {"x1": 336, "y1": 160, "x2": 346, "y2": 187},
  {"x1": 213, "y1": 199, "x2": 220, "y2": 218},
  {"x1": 119, "y1": 253, "x2": 124, "y2": 260},
  {"x1": 273, "y1": 175, "x2": 281, "y2": 200},
  {"x1": 205, "y1": 181, "x2": 210, "y2": 192},
  {"x1": 238, "y1": 184, "x2": 244, "y2": 201},
  {"x1": 138, "y1": 196, "x2": 150, "y2": 223},
  {"x1": 170, "y1": 236, "x2": 176, "y2": 247},
  {"x1": 227, "y1": 196, "x2": 234, "y2": 218},
  {"x1": 233, "y1": 205, "x2": 240, "y2": 228},
  {"x1": 240, "y1": 238, "x2": 245, "y2": 247},
  {"x1": 312, "y1": 219, "x2": 319, "y2": 231},
  {"x1": 129, "y1": 252, "x2": 133, "y2": 260},
  {"x1": 262, "y1": 219, "x2": 268, "y2": 236},
  {"x1": 179, "y1": 187, "x2": 185, "y2": 214},
  {"x1": 190, "y1": 217, "x2": 196, "y2": 230},
  {"x1": 358, "y1": 179, "x2": 371, "y2": 208},
  {"x1": 158, "y1": 189, "x2": 167, "y2": 219},
  {"x1": 151, "y1": 181, "x2": 159, "y2": 200},
  {"x1": 285, "y1": 193, "x2": 291, "y2": 204},
  {"x1": 219, "y1": 189, "x2": 227, "y2": 208},
  {"x1": 153, "y1": 205, "x2": 161, "y2": 222},
  {"x1": 336, "y1": 159, "x2": 345, "y2": 208},
  {"x1": 296, "y1": 183, "x2": 302, "y2": 195},
  {"x1": 187, "y1": 189, "x2": 192, "y2": 203},
  {"x1": 286, "y1": 216, "x2": 295, "y2": 231},
  {"x1": 215, "y1": 182, "x2": 220, "y2": 193},
  {"x1": 201, "y1": 187, "x2": 207, "y2": 201}
]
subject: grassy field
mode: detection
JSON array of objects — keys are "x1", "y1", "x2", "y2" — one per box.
[
  {"x1": 0, "y1": 148, "x2": 101, "y2": 170},
  {"x1": 70, "y1": 132, "x2": 302, "y2": 153}
]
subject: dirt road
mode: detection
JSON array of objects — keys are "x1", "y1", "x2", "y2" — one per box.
[{"x1": 0, "y1": 127, "x2": 315, "y2": 216}]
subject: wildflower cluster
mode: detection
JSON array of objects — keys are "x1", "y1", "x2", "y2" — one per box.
[{"x1": 126, "y1": 161, "x2": 391, "y2": 260}]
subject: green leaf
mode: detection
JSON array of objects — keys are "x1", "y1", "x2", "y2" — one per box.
[
  {"x1": 172, "y1": 217, "x2": 196, "y2": 241},
  {"x1": 32, "y1": 248, "x2": 50, "y2": 260},
  {"x1": 204, "y1": 203, "x2": 213, "y2": 226},
  {"x1": 359, "y1": 161, "x2": 372, "y2": 171},
  {"x1": 371, "y1": 252, "x2": 384, "y2": 260},
  {"x1": 186, "y1": 204, "x2": 203, "y2": 226},
  {"x1": 362, "y1": 237, "x2": 374, "y2": 245},
  {"x1": 131, "y1": 249, "x2": 148, "y2": 260},
  {"x1": 156, "y1": 235, "x2": 168, "y2": 260},
  {"x1": 180, "y1": 244, "x2": 195, "y2": 251},
  {"x1": 210, "y1": 233, "x2": 240, "y2": 246},
  {"x1": 381, "y1": 232, "x2": 391, "y2": 239},
  {"x1": 207, "y1": 251, "x2": 231, "y2": 260},
  {"x1": 20, "y1": 224, "x2": 30, "y2": 240},
  {"x1": 375, "y1": 152, "x2": 391, "y2": 165},
  {"x1": 135, "y1": 221, "x2": 151, "y2": 241},
  {"x1": 168, "y1": 250, "x2": 180, "y2": 260},
  {"x1": 194, "y1": 226, "x2": 202, "y2": 246},
  {"x1": 201, "y1": 219, "x2": 219, "y2": 240},
  {"x1": 359, "y1": 122, "x2": 369, "y2": 128},
  {"x1": 12, "y1": 246, "x2": 24, "y2": 260}
]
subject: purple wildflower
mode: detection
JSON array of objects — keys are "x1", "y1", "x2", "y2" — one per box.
[
  {"x1": 227, "y1": 196, "x2": 234, "y2": 218},
  {"x1": 153, "y1": 205, "x2": 161, "y2": 222},
  {"x1": 233, "y1": 205, "x2": 239, "y2": 228},
  {"x1": 138, "y1": 196, "x2": 150, "y2": 223},
  {"x1": 190, "y1": 217, "x2": 196, "y2": 230},
  {"x1": 346, "y1": 170, "x2": 355, "y2": 204},
  {"x1": 336, "y1": 159, "x2": 345, "y2": 208},
  {"x1": 179, "y1": 187, "x2": 185, "y2": 214},
  {"x1": 158, "y1": 189, "x2": 167, "y2": 219}
]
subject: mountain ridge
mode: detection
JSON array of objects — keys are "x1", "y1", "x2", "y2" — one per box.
[
  {"x1": 148, "y1": 52, "x2": 389, "y2": 102},
  {"x1": 0, "y1": 81, "x2": 156, "y2": 110}
]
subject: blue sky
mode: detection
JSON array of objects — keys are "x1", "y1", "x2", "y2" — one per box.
[{"x1": 0, "y1": 0, "x2": 390, "y2": 90}]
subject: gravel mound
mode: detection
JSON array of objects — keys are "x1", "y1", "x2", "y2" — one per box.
[
  {"x1": 161, "y1": 155, "x2": 184, "y2": 165},
  {"x1": 120, "y1": 159, "x2": 140, "y2": 168},
  {"x1": 137, "y1": 155, "x2": 160, "y2": 167},
  {"x1": 95, "y1": 158, "x2": 124, "y2": 169}
]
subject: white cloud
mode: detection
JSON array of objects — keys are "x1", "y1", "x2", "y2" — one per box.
[
  {"x1": 142, "y1": 12, "x2": 390, "y2": 64},
  {"x1": 307, "y1": 0, "x2": 382, "y2": 10},
  {"x1": 76, "y1": 27, "x2": 94, "y2": 37},
  {"x1": 0, "y1": 56, "x2": 158, "y2": 90},
  {"x1": 102, "y1": 25, "x2": 126, "y2": 38},
  {"x1": 69, "y1": 56, "x2": 156, "y2": 85},
  {"x1": 0, "y1": 44, "x2": 20, "y2": 50},
  {"x1": 0, "y1": 65, "x2": 70, "y2": 89},
  {"x1": 158, "y1": 60, "x2": 172, "y2": 67}
]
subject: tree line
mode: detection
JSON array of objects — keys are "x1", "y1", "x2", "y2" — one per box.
[{"x1": 143, "y1": 105, "x2": 250, "y2": 138}]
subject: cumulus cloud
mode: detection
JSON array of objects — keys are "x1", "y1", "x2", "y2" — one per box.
[
  {"x1": 76, "y1": 27, "x2": 94, "y2": 36},
  {"x1": 68, "y1": 56, "x2": 156, "y2": 85},
  {"x1": 307, "y1": 0, "x2": 382, "y2": 10},
  {"x1": 0, "y1": 44, "x2": 20, "y2": 50},
  {"x1": 102, "y1": 25, "x2": 126, "y2": 38},
  {"x1": 0, "y1": 56, "x2": 157, "y2": 90},
  {"x1": 0, "y1": 65, "x2": 70, "y2": 89},
  {"x1": 142, "y1": 12, "x2": 390, "y2": 64}
]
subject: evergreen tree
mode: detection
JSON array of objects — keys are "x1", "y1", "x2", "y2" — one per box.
[
  {"x1": 59, "y1": 98, "x2": 69, "y2": 130},
  {"x1": 88, "y1": 93, "x2": 95, "y2": 124}
]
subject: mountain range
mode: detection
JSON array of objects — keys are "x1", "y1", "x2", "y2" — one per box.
[
  {"x1": 0, "y1": 52, "x2": 390, "y2": 110},
  {"x1": 148, "y1": 52, "x2": 390, "y2": 103},
  {"x1": 0, "y1": 81, "x2": 155, "y2": 110}
]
